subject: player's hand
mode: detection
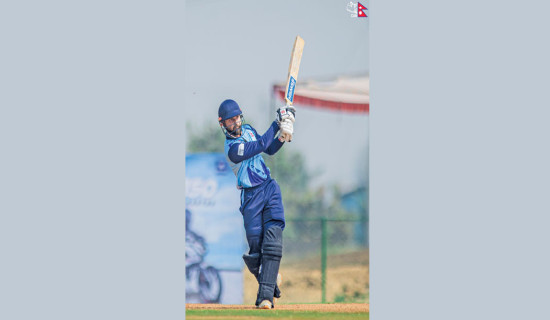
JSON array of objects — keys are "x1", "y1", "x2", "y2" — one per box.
[
  {"x1": 276, "y1": 106, "x2": 296, "y2": 125},
  {"x1": 279, "y1": 118, "x2": 294, "y2": 142}
]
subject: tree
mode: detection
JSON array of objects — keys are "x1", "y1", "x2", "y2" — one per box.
[{"x1": 186, "y1": 121, "x2": 225, "y2": 153}]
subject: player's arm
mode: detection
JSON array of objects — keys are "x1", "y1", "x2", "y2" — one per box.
[
  {"x1": 227, "y1": 121, "x2": 279, "y2": 163},
  {"x1": 264, "y1": 136, "x2": 284, "y2": 155}
]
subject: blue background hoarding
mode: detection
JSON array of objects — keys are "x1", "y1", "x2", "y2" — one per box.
[{"x1": 185, "y1": 153, "x2": 246, "y2": 304}]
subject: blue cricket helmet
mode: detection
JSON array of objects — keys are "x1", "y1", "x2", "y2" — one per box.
[
  {"x1": 218, "y1": 99, "x2": 245, "y2": 139},
  {"x1": 218, "y1": 99, "x2": 242, "y2": 122}
]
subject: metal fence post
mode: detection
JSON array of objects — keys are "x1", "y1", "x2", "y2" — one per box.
[{"x1": 321, "y1": 217, "x2": 327, "y2": 303}]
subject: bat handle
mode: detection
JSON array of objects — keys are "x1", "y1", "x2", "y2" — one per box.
[{"x1": 283, "y1": 103, "x2": 293, "y2": 143}]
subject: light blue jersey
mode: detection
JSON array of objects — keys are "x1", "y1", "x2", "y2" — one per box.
[{"x1": 224, "y1": 122, "x2": 283, "y2": 189}]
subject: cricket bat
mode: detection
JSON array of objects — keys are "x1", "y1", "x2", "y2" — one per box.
[
  {"x1": 284, "y1": 35, "x2": 305, "y2": 106},
  {"x1": 282, "y1": 35, "x2": 305, "y2": 142}
]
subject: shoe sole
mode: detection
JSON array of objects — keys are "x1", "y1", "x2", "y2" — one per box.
[{"x1": 257, "y1": 300, "x2": 272, "y2": 309}]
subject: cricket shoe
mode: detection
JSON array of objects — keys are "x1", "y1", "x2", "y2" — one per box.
[
  {"x1": 256, "y1": 273, "x2": 283, "y2": 309},
  {"x1": 257, "y1": 300, "x2": 272, "y2": 309}
]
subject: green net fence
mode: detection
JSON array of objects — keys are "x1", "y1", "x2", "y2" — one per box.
[{"x1": 277, "y1": 217, "x2": 369, "y2": 303}]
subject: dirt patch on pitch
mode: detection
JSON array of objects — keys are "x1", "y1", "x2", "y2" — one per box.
[{"x1": 186, "y1": 303, "x2": 369, "y2": 313}]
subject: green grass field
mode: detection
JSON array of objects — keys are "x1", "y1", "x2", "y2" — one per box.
[{"x1": 186, "y1": 309, "x2": 369, "y2": 320}]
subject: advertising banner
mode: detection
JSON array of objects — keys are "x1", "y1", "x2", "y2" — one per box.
[{"x1": 185, "y1": 153, "x2": 245, "y2": 304}]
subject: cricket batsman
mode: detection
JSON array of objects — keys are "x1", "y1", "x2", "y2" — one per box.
[{"x1": 218, "y1": 99, "x2": 295, "y2": 309}]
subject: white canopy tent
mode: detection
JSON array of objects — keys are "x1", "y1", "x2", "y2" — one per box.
[{"x1": 273, "y1": 74, "x2": 369, "y2": 114}]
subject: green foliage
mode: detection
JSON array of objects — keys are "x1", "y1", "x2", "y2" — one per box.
[
  {"x1": 186, "y1": 121, "x2": 225, "y2": 153},
  {"x1": 333, "y1": 285, "x2": 368, "y2": 303},
  {"x1": 263, "y1": 148, "x2": 310, "y2": 204}
]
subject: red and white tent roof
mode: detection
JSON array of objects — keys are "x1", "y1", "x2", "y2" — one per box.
[{"x1": 273, "y1": 74, "x2": 369, "y2": 114}]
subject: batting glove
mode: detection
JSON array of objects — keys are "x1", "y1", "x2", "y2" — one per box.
[
  {"x1": 279, "y1": 118, "x2": 294, "y2": 142},
  {"x1": 276, "y1": 106, "x2": 296, "y2": 125}
]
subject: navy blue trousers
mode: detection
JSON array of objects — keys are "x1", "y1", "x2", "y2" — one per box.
[{"x1": 240, "y1": 178, "x2": 285, "y2": 254}]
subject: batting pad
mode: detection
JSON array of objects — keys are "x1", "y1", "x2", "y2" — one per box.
[
  {"x1": 256, "y1": 226, "x2": 283, "y2": 306},
  {"x1": 243, "y1": 253, "x2": 261, "y2": 276}
]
